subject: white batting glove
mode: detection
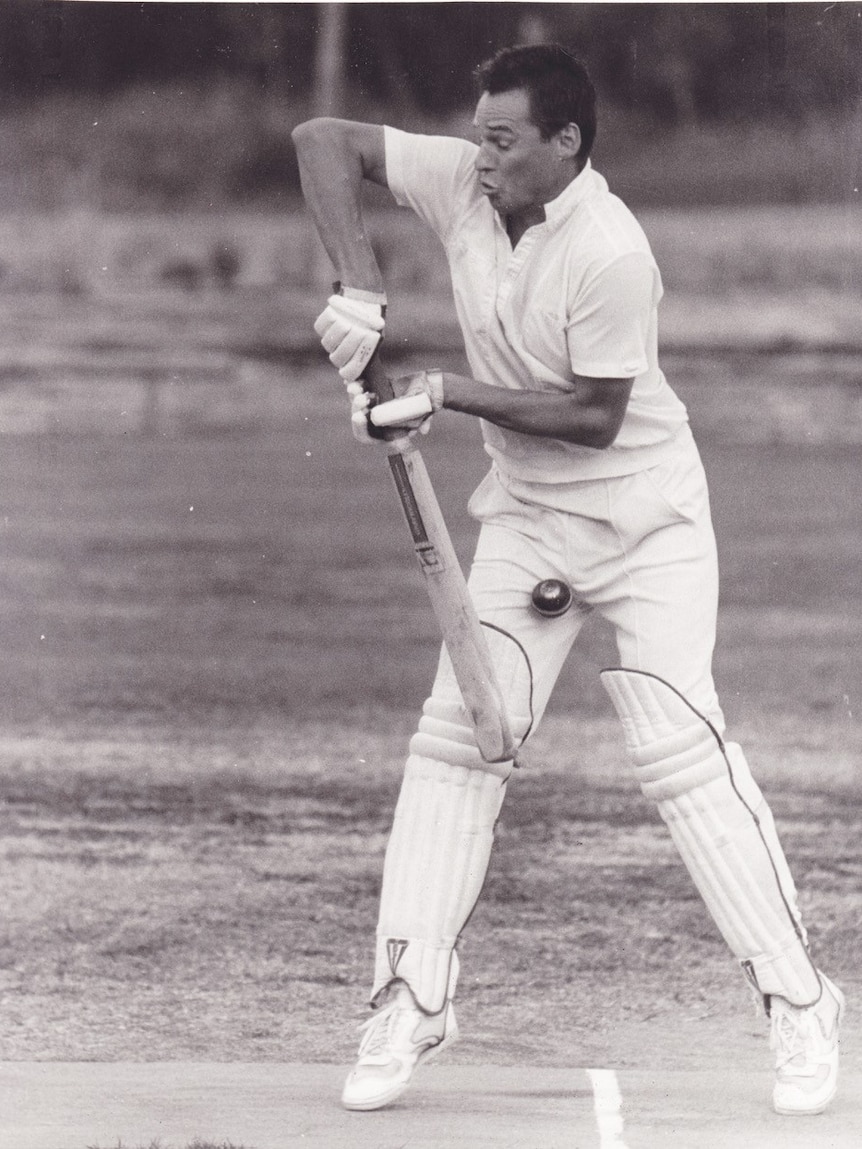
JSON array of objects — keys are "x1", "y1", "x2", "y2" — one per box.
[
  {"x1": 368, "y1": 369, "x2": 445, "y2": 433},
  {"x1": 347, "y1": 384, "x2": 377, "y2": 444},
  {"x1": 348, "y1": 383, "x2": 418, "y2": 445},
  {"x1": 314, "y1": 286, "x2": 386, "y2": 383}
]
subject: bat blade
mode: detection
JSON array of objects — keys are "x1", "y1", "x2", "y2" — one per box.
[
  {"x1": 386, "y1": 443, "x2": 516, "y2": 764},
  {"x1": 362, "y1": 355, "x2": 516, "y2": 763}
]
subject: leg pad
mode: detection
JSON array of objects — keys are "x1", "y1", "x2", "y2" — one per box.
[
  {"x1": 410, "y1": 695, "x2": 523, "y2": 778},
  {"x1": 602, "y1": 668, "x2": 822, "y2": 1005},
  {"x1": 372, "y1": 749, "x2": 508, "y2": 1012}
]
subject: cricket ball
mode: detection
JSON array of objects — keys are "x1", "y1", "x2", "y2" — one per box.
[{"x1": 530, "y1": 578, "x2": 573, "y2": 618}]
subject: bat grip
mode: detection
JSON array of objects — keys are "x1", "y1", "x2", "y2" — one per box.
[
  {"x1": 362, "y1": 353, "x2": 395, "y2": 403},
  {"x1": 361, "y1": 351, "x2": 410, "y2": 444}
]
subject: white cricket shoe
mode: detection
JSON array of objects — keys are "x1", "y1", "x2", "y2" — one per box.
[
  {"x1": 771, "y1": 972, "x2": 844, "y2": 1115},
  {"x1": 341, "y1": 980, "x2": 458, "y2": 1111}
]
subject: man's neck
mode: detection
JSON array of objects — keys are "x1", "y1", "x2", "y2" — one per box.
[
  {"x1": 506, "y1": 205, "x2": 545, "y2": 248},
  {"x1": 504, "y1": 162, "x2": 584, "y2": 248}
]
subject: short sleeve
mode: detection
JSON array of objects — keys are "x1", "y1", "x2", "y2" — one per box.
[
  {"x1": 384, "y1": 126, "x2": 479, "y2": 243},
  {"x1": 566, "y1": 252, "x2": 661, "y2": 379}
]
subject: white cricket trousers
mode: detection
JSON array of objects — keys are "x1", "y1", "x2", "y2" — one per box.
[
  {"x1": 457, "y1": 428, "x2": 724, "y2": 735},
  {"x1": 373, "y1": 428, "x2": 825, "y2": 1012}
]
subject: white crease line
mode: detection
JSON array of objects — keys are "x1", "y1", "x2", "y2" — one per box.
[{"x1": 587, "y1": 1068, "x2": 629, "y2": 1148}]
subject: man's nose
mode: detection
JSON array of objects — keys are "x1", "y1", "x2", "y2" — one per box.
[{"x1": 475, "y1": 143, "x2": 495, "y2": 172}]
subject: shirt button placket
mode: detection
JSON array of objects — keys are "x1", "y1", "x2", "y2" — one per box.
[{"x1": 497, "y1": 230, "x2": 537, "y2": 316}]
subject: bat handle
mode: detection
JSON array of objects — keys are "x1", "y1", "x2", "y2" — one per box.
[
  {"x1": 361, "y1": 351, "x2": 410, "y2": 445},
  {"x1": 362, "y1": 352, "x2": 395, "y2": 403}
]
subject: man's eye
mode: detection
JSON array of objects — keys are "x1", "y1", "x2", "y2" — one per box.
[{"x1": 492, "y1": 137, "x2": 511, "y2": 151}]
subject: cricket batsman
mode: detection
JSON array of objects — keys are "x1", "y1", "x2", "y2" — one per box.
[{"x1": 292, "y1": 43, "x2": 842, "y2": 1116}]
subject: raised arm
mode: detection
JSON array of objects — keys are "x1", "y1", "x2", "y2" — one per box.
[
  {"x1": 291, "y1": 118, "x2": 389, "y2": 294},
  {"x1": 292, "y1": 118, "x2": 393, "y2": 384}
]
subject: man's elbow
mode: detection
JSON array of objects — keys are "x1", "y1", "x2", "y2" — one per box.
[
  {"x1": 291, "y1": 117, "x2": 336, "y2": 149},
  {"x1": 567, "y1": 376, "x2": 632, "y2": 450},
  {"x1": 292, "y1": 118, "x2": 385, "y2": 185},
  {"x1": 584, "y1": 409, "x2": 626, "y2": 450}
]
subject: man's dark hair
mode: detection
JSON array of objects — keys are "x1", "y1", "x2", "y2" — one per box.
[{"x1": 476, "y1": 44, "x2": 597, "y2": 159}]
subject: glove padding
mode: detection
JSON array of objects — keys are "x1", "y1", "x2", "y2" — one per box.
[
  {"x1": 367, "y1": 370, "x2": 444, "y2": 431},
  {"x1": 349, "y1": 384, "x2": 421, "y2": 445},
  {"x1": 347, "y1": 370, "x2": 444, "y2": 444},
  {"x1": 314, "y1": 290, "x2": 385, "y2": 383}
]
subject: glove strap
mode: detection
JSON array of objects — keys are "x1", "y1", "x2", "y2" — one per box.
[{"x1": 424, "y1": 368, "x2": 445, "y2": 412}]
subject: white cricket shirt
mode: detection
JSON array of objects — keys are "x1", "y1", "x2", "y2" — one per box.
[{"x1": 384, "y1": 126, "x2": 691, "y2": 491}]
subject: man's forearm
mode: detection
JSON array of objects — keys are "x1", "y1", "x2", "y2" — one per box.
[
  {"x1": 440, "y1": 371, "x2": 632, "y2": 449},
  {"x1": 292, "y1": 118, "x2": 385, "y2": 292}
]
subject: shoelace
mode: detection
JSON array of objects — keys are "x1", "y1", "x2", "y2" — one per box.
[
  {"x1": 771, "y1": 1004, "x2": 811, "y2": 1068},
  {"x1": 356, "y1": 999, "x2": 401, "y2": 1059}
]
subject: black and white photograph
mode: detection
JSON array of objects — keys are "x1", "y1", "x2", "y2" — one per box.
[{"x1": 1, "y1": 3, "x2": 860, "y2": 1146}]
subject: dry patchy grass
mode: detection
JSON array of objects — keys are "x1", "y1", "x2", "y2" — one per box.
[
  {"x1": 87, "y1": 1140, "x2": 250, "y2": 1149},
  {"x1": 0, "y1": 714, "x2": 860, "y2": 1069}
]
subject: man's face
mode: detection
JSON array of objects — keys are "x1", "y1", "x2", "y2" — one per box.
[{"x1": 473, "y1": 88, "x2": 562, "y2": 217}]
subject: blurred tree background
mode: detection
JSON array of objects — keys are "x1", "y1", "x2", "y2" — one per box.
[{"x1": 0, "y1": 0, "x2": 860, "y2": 209}]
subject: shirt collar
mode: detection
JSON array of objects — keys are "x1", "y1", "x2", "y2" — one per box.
[{"x1": 542, "y1": 160, "x2": 606, "y2": 228}]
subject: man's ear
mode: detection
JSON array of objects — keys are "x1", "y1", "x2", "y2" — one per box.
[{"x1": 555, "y1": 122, "x2": 582, "y2": 161}]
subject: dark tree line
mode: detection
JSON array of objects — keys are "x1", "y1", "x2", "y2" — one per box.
[{"x1": 3, "y1": 2, "x2": 861, "y2": 124}]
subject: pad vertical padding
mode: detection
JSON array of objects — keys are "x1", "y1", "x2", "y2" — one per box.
[
  {"x1": 371, "y1": 753, "x2": 508, "y2": 1012},
  {"x1": 601, "y1": 668, "x2": 822, "y2": 1005}
]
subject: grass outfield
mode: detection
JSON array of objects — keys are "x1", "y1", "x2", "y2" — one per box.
[
  {"x1": 5, "y1": 201, "x2": 862, "y2": 299},
  {"x1": 0, "y1": 345, "x2": 859, "y2": 1073}
]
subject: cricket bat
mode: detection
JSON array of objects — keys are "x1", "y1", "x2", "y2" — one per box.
[{"x1": 362, "y1": 356, "x2": 517, "y2": 764}]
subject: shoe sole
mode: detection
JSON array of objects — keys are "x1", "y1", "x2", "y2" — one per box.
[{"x1": 774, "y1": 1092, "x2": 835, "y2": 1117}]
